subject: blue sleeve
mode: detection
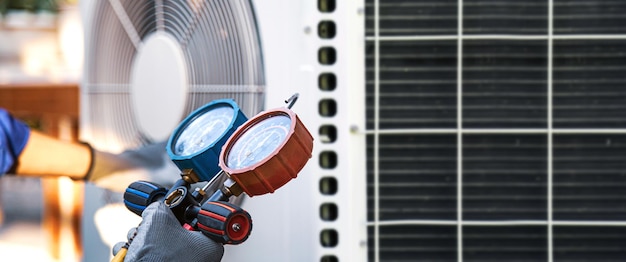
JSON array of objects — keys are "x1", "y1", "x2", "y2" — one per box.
[{"x1": 0, "y1": 108, "x2": 31, "y2": 175}]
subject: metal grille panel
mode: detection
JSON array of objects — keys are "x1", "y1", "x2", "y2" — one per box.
[{"x1": 365, "y1": 0, "x2": 626, "y2": 261}]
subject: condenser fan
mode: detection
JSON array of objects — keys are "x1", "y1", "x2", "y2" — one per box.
[{"x1": 81, "y1": 0, "x2": 264, "y2": 152}]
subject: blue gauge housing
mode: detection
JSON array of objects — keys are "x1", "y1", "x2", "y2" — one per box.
[{"x1": 166, "y1": 99, "x2": 247, "y2": 182}]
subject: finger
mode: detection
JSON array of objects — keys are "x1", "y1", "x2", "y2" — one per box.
[
  {"x1": 141, "y1": 200, "x2": 181, "y2": 227},
  {"x1": 140, "y1": 200, "x2": 164, "y2": 219},
  {"x1": 112, "y1": 242, "x2": 126, "y2": 256},
  {"x1": 182, "y1": 230, "x2": 225, "y2": 262},
  {"x1": 126, "y1": 227, "x2": 138, "y2": 242}
]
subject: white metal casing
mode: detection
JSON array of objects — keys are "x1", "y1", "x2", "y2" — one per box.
[
  {"x1": 79, "y1": 0, "x2": 367, "y2": 261},
  {"x1": 224, "y1": 1, "x2": 367, "y2": 261}
]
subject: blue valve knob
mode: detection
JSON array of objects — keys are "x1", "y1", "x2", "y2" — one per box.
[{"x1": 124, "y1": 181, "x2": 168, "y2": 216}]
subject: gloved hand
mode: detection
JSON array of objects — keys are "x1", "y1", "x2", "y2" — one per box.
[
  {"x1": 1, "y1": 107, "x2": 178, "y2": 190},
  {"x1": 113, "y1": 201, "x2": 224, "y2": 262},
  {"x1": 88, "y1": 141, "x2": 180, "y2": 191}
]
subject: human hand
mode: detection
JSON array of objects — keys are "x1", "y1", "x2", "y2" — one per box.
[
  {"x1": 113, "y1": 200, "x2": 224, "y2": 262},
  {"x1": 88, "y1": 142, "x2": 180, "y2": 191},
  {"x1": 1, "y1": 107, "x2": 179, "y2": 190}
]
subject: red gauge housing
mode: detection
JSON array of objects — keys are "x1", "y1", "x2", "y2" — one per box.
[{"x1": 219, "y1": 108, "x2": 314, "y2": 197}]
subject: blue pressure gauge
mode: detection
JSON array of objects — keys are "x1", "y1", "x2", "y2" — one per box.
[{"x1": 166, "y1": 99, "x2": 247, "y2": 182}]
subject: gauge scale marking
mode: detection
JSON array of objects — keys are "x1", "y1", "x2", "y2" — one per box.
[
  {"x1": 227, "y1": 114, "x2": 291, "y2": 169},
  {"x1": 220, "y1": 108, "x2": 314, "y2": 197},
  {"x1": 167, "y1": 99, "x2": 247, "y2": 182},
  {"x1": 174, "y1": 105, "x2": 235, "y2": 156}
]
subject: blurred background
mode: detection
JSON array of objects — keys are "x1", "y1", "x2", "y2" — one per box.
[
  {"x1": 0, "y1": 0, "x2": 625, "y2": 262},
  {"x1": 0, "y1": 0, "x2": 83, "y2": 261}
]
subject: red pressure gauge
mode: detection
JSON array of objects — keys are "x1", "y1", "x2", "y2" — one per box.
[{"x1": 219, "y1": 107, "x2": 314, "y2": 196}]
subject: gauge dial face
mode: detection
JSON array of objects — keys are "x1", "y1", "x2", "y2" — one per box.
[
  {"x1": 226, "y1": 114, "x2": 292, "y2": 170},
  {"x1": 173, "y1": 105, "x2": 234, "y2": 156}
]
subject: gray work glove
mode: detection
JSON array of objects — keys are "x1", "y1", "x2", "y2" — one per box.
[
  {"x1": 113, "y1": 201, "x2": 224, "y2": 262},
  {"x1": 88, "y1": 142, "x2": 179, "y2": 192}
]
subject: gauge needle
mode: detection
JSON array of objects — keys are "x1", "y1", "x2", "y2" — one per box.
[
  {"x1": 252, "y1": 134, "x2": 272, "y2": 154},
  {"x1": 242, "y1": 135, "x2": 269, "y2": 161}
]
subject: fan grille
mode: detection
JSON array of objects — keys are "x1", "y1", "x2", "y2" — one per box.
[{"x1": 83, "y1": 0, "x2": 264, "y2": 151}]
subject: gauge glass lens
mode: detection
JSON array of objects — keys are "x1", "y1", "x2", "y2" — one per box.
[
  {"x1": 174, "y1": 106, "x2": 234, "y2": 156},
  {"x1": 226, "y1": 114, "x2": 291, "y2": 169}
]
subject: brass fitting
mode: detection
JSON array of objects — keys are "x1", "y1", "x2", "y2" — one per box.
[
  {"x1": 181, "y1": 169, "x2": 200, "y2": 184},
  {"x1": 223, "y1": 178, "x2": 244, "y2": 197}
]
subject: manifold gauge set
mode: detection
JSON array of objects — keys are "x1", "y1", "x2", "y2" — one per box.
[{"x1": 123, "y1": 94, "x2": 313, "y2": 244}]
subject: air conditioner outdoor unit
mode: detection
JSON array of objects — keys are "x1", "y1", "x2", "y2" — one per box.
[
  {"x1": 80, "y1": 0, "x2": 626, "y2": 262},
  {"x1": 80, "y1": 1, "x2": 366, "y2": 261}
]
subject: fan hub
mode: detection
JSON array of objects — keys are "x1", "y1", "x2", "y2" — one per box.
[{"x1": 130, "y1": 32, "x2": 188, "y2": 142}]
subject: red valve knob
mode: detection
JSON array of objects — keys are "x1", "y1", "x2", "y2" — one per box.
[{"x1": 196, "y1": 201, "x2": 252, "y2": 244}]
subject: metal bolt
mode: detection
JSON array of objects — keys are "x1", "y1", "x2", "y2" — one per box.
[
  {"x1": 232, "y1": 223, "x2": 241, "y2": 232},
  {"x1": 194, "y1": 187, "x2": 206, "y2": 196}
]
